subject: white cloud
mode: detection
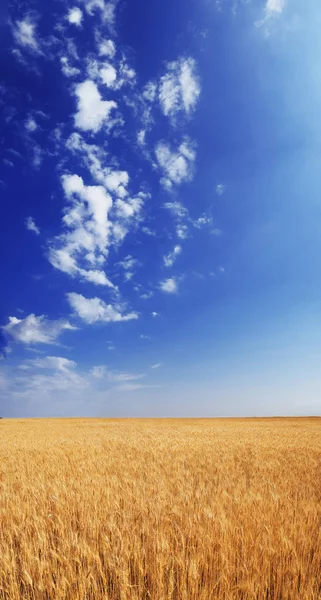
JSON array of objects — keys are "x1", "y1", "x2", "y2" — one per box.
[
  {"x1": 118, "y1": 255, "x2": 139, "y2": 279},
  {"x1": 266, "y1": 0, "x2": 285, "y2": 15},
  {"x1": 137, "y1": 129, "x2": 146, "y2": 146},
  {"x1": 25, "y1": 216, "x2": 40, "y2": 235},
  {"x1": 151, "y1": 363, "x2": 162, "y2": 369},
  {"x1": 155, "y1": 139, "x2": 196, "y2": 189},
  {"x1": 140, "y1": 334, "x2": 150, "y2": 340},
  {"x1": 66, "y1": 133, "x2": 106, "y2": 182},
  {"x1": 90, "y1": 365, "x2": 107, "y2": 378},
  {"x1": 216, "y1": 184, "x2": 226, "y2": 196},
  {"x1": 48, "y1": 174, "x2": 117, "y2": 286},
  {"x1": 164, "y1": 245, "x2": 182, "y2": 268},
  {"x1": 0, "y1": 355, "x2": 156, "y2": 414},
  {"x1": 110, "y1": 371, "x2": 144, "y2": 382},
  {"x1": 113, "y1": 383, "x2": 148, "y2": 392},
  {"x1": 21, "y1": 356, "x2": 76, "y2": 371},
  {"x1": 81, "y1": 0, "x2": 104, "y2": 14},
  {"x1": 82, "y1": 0, "x2": 117, "y2": 24},
  {"x1": 176, "y1": 224, "x2": 189, "y2": 240},
  {"x1": 143, "y1": 81, "x2": 157, "y2": 102},
  {"x1": 90, "y1": 365, "x2": 144, "y2": 382},
  {"x1": 115, "y1": 197, "x2": 143, "y2": 219},
  {"x1": 117, "y1": 62, "x2": 136, "y2": 87},
  {"x1": 99, "y1": 39, "x2": 116, "y2": 58},
  {"x1": 25, "y1": 116, "x2": 37, "y2": 132},
  {"x1": 105, "y1": 170, "x2": 128, "y2": 191},
  {"x1": 160, "y1": 278, "x2": 178, "y2": 293},
  {"x1": 79, "y1": 269, "x2": 114, "y2": 286},
  {"x1": 141, "y1": 291, "x2": 153, "y2": 300},
  {"x1": 32, "y1": 146, "x2": 43, "y2": 169},
  {"x1": 2, "y1": 314, "x2": 75, "y2": 345},
  {"x1": 141, "y1": 226, "x2": 155, "y2": 237},
  {"x1": 164, "y1": 201, "x2": 189, "y2": 219},
  {"x1": 101, "y1": 1, "x2": 117, "y2": 24},
  {"x1": 67, "y1": 292, "x2": 138, "y2": 324},
  {"x1": 193, "y1": 215, "x2": 212, "y2": 229},
  {"x1": 100, "y1": 63, "x2": 117, "y2": 87},
  {"x1": 159, "y1": 72, "x2": 180, "y2": 118},
  {"x1": 67, "y1": 7, "x2": 83, "y2": 26},
  {"x1": 74, "y1": 80, "x2": 117, "y2": 133},
  {"x1": 13, "y1": 17, "x2": 40, "y2": 53},
  {"x1": 159, "y1": 58, "x2": 200, "y2": 119},
  {"x1": 111, "y1": 222, "x2": 128, "y2": 243},
  {"x1": 179, "y1": 58, "x2": 201, "y2": 114},
  {"x1": 61, "y1": 57, "x2": 80, "y2": 78},
  {"x1": 151, "y1": 312, "x2": 159, "y2": 318}
]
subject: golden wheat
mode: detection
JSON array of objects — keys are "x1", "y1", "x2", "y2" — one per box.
[{"x1": 0, "y1": 418, "x2": 320, "y2": 599}]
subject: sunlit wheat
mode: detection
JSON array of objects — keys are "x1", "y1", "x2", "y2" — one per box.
[{"x1": 0, "y1": 418, "x2": 320, "y2": 599}]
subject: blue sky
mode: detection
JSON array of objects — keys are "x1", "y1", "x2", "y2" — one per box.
[{"x1": 1, "y1": 0, "x2": 321, "y2": 417}]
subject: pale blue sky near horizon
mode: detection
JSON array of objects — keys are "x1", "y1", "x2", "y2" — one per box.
[{"x1": 1, "y1": 0, "x2": 321, "y2": 417}]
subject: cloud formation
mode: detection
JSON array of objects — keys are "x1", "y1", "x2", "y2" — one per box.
[
  {"x1": 74, "y1": 80, "x2": 117, "y2": 132},
  {"x1": 48, "y1": 174, "x2": 115, "y2": 286},
  {"x1": 25, "y1": 116, "x2": 37, "y2": 132},
  {"x1": 13, "y1": 17, "x2": 40, "y2": 53},
  {"x1": 25, "y1": 217, "x2": 40, "y2": 235},
  {"x1": 155, "y1": 138, "x2": 196, "y2": 189},
  {"x1": 159, "y1": 58, "x2": 200, "y2": 120},
  {"x1": 67, "y1": 7, "x2": 83, "y2": 26},
  {"x1": 21, "y1": 356, "x2": 77, "y2": 371},
  {"x1": 164, "y1": 245, "x2": 182, "y2": 268},
  {"x1": 216, "y1": 184, "x2": 226, "y2": 196},
  {"x1": 2, "y1": 314, "x2": 75, "y2": 345},
  {"x1": 67, "y1": 292, "x2": 138, "y2": 324},
  {"x1": 266, "y1": 0, "x2": 285, "y2": 15},
  {"x1": 160, "y1": 278, "x2": 178, "y2": 293}
]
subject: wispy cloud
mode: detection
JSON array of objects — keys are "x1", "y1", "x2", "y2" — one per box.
[
  {"x1": 256, "y1": 0, "x2": 286, "y2": 28},
  {"x1": 91, "y1": 366, "x2": 144, "y2": 382},
  {"x1": 98, "y1": 39, "x2": 116, "y2": 59},
  {"x1": 60, "y1": 57, "x2": 80, "y2": 78},
  {"x1": 164, "y1": 245, "x2": 182, "y2": 268},
  {"x1": 151, "y1": 363, "x2": 162, "y2": 369},
  {"x1": 164, "y1": 201, "x2": 189, "y2": 219},
  {"x1": 80, "y1": 0, "x2": 118, "y2": 25},
  {"x1": 25, "y1": 216, "x2": 40, "y2": 235},
  {"x1": 141, "y1": 291, "x2": 154, "y2": 300},
  {"x1": 216, "y1": 183, "x2": 226, "y2": 196},
  {"x1": 114, "y1": 383, "x2": 159, "y2": 393},
  {"x1": 117, "y1": 255, "x2": 140, "y2": 281},
  {"x1": 20, "y1": 356, "x2": 77, "y2": 371},
  {"x1": 159, "y1": 57, "x2": 200, "y2": 121},
  {"x1": 12, "y1": 16, "x2": 41, "y2": 53},
  {"x1": 155, "y1": 138, "x2": 196, "y2": 189}
]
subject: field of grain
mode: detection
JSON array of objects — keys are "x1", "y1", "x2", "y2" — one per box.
[{"x1": 0, "y1": 418, "x2": 320, "y2": 599}]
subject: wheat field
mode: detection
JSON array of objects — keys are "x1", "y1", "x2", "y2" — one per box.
[{"x1": 0, "y1": 418, "x2": 320, "y2": 599}]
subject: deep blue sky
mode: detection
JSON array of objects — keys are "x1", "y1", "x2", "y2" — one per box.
[{"x1": 1, "y1": 0, "x2": 321, "y2": 417}]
